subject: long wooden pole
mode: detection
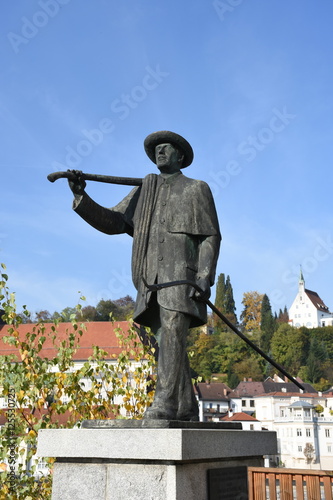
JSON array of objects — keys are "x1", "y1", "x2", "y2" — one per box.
[{"x1": 47, "y1": 171, "x2": 143, "y2": 186}]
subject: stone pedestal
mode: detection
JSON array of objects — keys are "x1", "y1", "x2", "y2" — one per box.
[{"x1": 37, "y1": 425, "x2": 277, "y2": 500}]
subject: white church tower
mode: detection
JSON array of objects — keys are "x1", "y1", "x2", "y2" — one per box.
[{"x1": 289, "y1": 269, "x2": 333, "y2": 328}]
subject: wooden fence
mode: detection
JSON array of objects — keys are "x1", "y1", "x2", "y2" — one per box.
[{"x1": 248, "y1": 467, "x2": 333, "y2": 499}]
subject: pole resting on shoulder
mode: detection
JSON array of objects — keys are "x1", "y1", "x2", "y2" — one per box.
[
  {"x1": 47, "y1": 171, "x2": 143, "y2": 186},
  {"x1": 142, "y1": 278, "x2": 305, "y2": 391}
]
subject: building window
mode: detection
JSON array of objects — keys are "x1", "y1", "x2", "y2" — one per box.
[
  {"x1": 297, "y1": 429, "x2": 302, "y2": 437},
  {"x1": 37, "y1": 459, "x2": 47, "y2": 470},
  {"x1": 250, "y1": 400, "x2": 255, "y2": 407},
  {"x1": 298, "y1": 445, "x2": 302, "y2": 452},
  {"x1": 306, "y1": 429, "x2": 311, "y2": 437},
  {"x1": 250, "y1": 424, "x2": 254, "y2": 430},
  {"x1": 0, "y1": 398, "x2": 8, "y2": 408},
  {"x1": 328, "y1": 445, "x2": 332, "y2": 453},
  {"x1": 242, "y1": 400, "x2": 246, "y2": 407},
  {"x1": 325, "y1": 429, "x2": 330, "y2": 438}
]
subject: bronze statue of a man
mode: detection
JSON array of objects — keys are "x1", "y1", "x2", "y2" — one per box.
[{"x1": 68, "y1": 131, "x2": 221, "y2": 421}]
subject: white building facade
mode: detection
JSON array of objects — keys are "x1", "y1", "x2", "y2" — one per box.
[
  {"x1": 289, "y1": 270, "x2": 333, "y2": 328},
  {"x1": 254, "y1": 392, "x2": 333, "y2": 469}
]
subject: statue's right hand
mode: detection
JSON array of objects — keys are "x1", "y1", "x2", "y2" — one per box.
[{"x1": 67, "y1": 170, "x2": 86, "y2": 195}]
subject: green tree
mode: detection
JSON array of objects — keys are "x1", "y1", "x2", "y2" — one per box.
[
  {"x1": 260, "y1": 294, "x2": 276, "y2": 351},
  {"x1": 51, "y1": 296, "x2": 135, "y2": 323},
  {"x1": 232, "y1": 355, "x2": 264, "y2": 382},
  {"x1": 95, "y1": 299, "x2": 120, "y2": 321},
  {"x1": 224, "y1": 275, "x2": 237, "y2": 325},
  {"x1": 305, "y1": 338, "x2": 328, "y2": 384},
  {"x1": 277, "y1": 306, "x2": 289, "y2": 324},
  {"x1": 227, "y1": 370, "x2": 240, "y2": 389},
  {"x1": 34, "y1": 310, "x2": 52, "y2": 323},
  {"x1": 213, "y1": 273, "x2": 237, "y2": 331},
  {"x1": 271, "y1": 323, "x2": 310, "y2": 375},
  {"x1": 58, "y1": 306, "x2": 79, "y2": 322},
  {"x1": 188, "y1": 332, "x2": 220, "y2": 380},
  {"x1": 214, "y1": 273, "x2": 226, "y2": 331},
  {"x1": 310, "y1": 326, "x2": 333, "y2": 361},
  {"x1": 0, "y1": 264, "x2": 156, "y2": 499},
  {"x1": 113, "y1": 296, "x2": 135, "y2": 320},
  {"x1": 315, "y1": 404, "x2": 324, "y2": 415},
  {"x1": 80, "y1": 305, "x2": 97, "y2": 321}
]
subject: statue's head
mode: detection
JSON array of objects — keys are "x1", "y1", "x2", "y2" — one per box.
[{"x1": 144, "y1": 131, "x2": 194, "y2": 171}]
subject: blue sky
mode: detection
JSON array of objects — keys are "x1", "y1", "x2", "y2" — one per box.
[{"x1": 1, "y1": 0, "x2": 333, "y2": 319}]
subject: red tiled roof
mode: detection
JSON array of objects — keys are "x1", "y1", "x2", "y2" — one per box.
[
  {"x1": 221, "y1": 412, "x2": 258, "y2": 422},
  {"x1": 0, "y1": 321, "x2": 139, "y2": 361},
  {"x1": 305, "y1": 289, "x2": 331, "y2": 312}
]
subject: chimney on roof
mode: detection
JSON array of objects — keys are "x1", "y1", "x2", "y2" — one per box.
[
  {"x1": 223, "y1": 388, "x2": 227, "y2": 396},
  {"x1": 248, "y1": 378, "x2": 252, "y2": 382},
  {"x1": 285, "y1": 377, "x2": 288, "y2": 383},
  {"x1": 243, "y1": 377, "x2": 246, "y2": 382},
  {"x1": 228, "y1": 409, "x2": 233, "y2": 418}
]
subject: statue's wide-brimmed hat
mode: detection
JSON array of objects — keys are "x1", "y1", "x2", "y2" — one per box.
[{"x1": 144, "y1": 131, "x2": 194, "y2": 168}]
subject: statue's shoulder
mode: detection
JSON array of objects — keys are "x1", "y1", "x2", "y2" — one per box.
[
  {"x1": 142, "y1": 173, "x2": 158, "y2": 183},
  {"x1": 180, "y1": 174, "x2": 211, "y2": 192}
]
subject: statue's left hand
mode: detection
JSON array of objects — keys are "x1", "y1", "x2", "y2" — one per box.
[
  {"x1": 192, "y1": 277, "x2": 211, "y2": 301},
  {"x1": 68, "y1": 169, "x2": 86, "y2": 196}
]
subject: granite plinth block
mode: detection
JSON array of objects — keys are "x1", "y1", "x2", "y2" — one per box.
[
  {"x1": 37, "y1": 427, "x2": 277, "y2": 500},
  {"x1": 81, "y1": 418, "x2": 242, "y2": 430}
]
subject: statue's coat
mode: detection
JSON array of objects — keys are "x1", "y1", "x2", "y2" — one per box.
[{"x1": 73, "y1": 171, "x2": 221, "y2": 328}]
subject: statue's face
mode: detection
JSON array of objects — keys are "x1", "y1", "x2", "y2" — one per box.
[{"x1": 155, "y1": 143, "x2": 183, "y2": 173}]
